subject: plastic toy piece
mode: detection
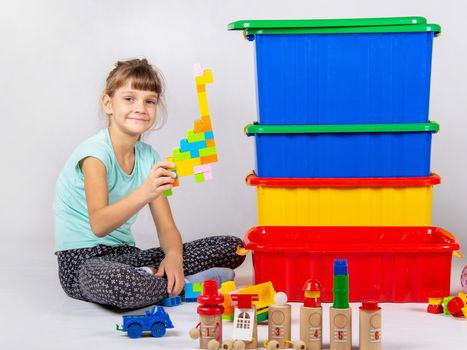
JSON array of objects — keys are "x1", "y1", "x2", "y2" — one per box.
[
  {"x1": 359, "y1": 301, "x2": 382, "y2": 350},
  {"x1": 443, "y1": 296, "x2": 455, "y2": 315},
  {"x1": 427, "y1": 291, "x2": 444, "y2": 314},
  {"x1": 163, "y1": 296, "x2": 182, "y2": 307},
  {"x1": 229, "y1": 294, "x2": 259, "y2": 349},
  {"x1": 300, "y1": 279, "x2": 322, "y2": 350},
  {"x1": 189, "y1": 280, "x2": 224, "y2": 349},
  {"x1": 238, "y1": 281, "x2": 277, "y2": 323},
  {"x1": 330, "y1": 259, "x2": 352, "y2": 350},
  {"x1": 164, "y1": 64, "x2": 218, "y2": 197},
  {"x1": 447, "y1": 296, "x2": 465, "y2": 318},
  {"x1": 221, "y1": 281, "x2": 237, "y2": 321},
  {"x1": 268, "y1": 292, "x2": 292, "y2": 349},
  {"x1": 185, "y1": 282, "x2": 203, "y2": 302},
  {"x1": 116, "y1": 306, "x2": 174, "y2": 339}
]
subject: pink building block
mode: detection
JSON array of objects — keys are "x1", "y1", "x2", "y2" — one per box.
[
  {"x1": 204, "y1": 171, "x2": 213, "y2": 181},
  {"x1": 194, "y1": 164, "x2": 212, "y2": 174}
]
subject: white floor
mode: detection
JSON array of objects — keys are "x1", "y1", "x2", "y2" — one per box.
[{"x1": 1, "y1": 237, "x2": 466, "y2": 350}]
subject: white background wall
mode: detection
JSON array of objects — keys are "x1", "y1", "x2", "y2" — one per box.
[{"x1": 1, "y1": 0, "x2": 466, "y2": 255}]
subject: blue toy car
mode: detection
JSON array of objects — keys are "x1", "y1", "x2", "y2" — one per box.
[{"x1": 116, "y1": 306, "x2": 174, "y2": 339}]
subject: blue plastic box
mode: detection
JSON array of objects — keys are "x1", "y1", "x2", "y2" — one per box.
[
  {"x1": 229, "y1": 18, "x2": 441, "y2": 125},
  {"x1": 245, "y1": 122, "x2": 439, "y2": 178}
]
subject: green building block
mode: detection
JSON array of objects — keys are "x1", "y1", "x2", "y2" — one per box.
[
  {"x1": 199, "y1": 146, "x2": 217, "y2": 157},
  {"x1": 173, "y1": 148, "x2": 192, "y2": 161},
  {"x1": 195, "y1": 173, "x2": 205, "y2": 182},
  {"x1": 193, "y1": 283, "x2": 203, "y2": 293},
  {"x1": 163, "y1": 189, "x2": 173, "y2": 197},
  {"x1": 187, "y1": 129, "x2": 205, "y2": 143}
]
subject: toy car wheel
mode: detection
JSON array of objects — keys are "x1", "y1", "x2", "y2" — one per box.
[
  {"x1": 151, "y1": 322, "x2": 166, "y2": 337},
  {"x1": 127, "y1": 323, "x2": 143, "y2": 339}
]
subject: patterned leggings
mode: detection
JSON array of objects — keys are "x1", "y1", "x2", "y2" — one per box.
[{"x1": 57, "y1": 235, "x2": 245, "y2": 310}]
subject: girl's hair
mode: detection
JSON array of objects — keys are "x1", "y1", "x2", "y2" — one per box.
[{"x1": 103, "y1": 58, "x2": 167, "y2": 130}]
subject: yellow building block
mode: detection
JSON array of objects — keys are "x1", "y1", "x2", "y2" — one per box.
[{"x1": 197, "y1": 91, "x2": 209, "y2": 117}]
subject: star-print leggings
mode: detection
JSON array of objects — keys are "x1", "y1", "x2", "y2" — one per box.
[{"x1": 57, "y1": 235, "x2": 245, "y2": 310}]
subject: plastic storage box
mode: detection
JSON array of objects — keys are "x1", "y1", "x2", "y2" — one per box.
[
  {"x1": 245, "y1": 122, "x2": 439, "y2": 178},
  {"x1": 244, "y1": 226, "x2": 460, "y2": 302},
  {"x1": 246, "y1": 173, "x2": 440, "y2": 226},
  {"x1": 228, "y1": 17, "x2": 441, "y2": 125}
]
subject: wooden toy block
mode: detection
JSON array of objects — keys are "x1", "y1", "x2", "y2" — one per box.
[
  {"x1": 195, "y1": 173, "x2": 205, "y2": 183},
  {"x1": 205, "y1": 130, "x2": 214, "y2": 139},
  {"x1": 199, "y1": 146, "x2": 217, "y2": 157},
  {"x1": 200, "y1": 154, "x2": 218, "y2": 164},
  {"x1": 206, "y1": 139, "x2": 216, "y2": 147},
  {"x1": 187, "y1": 129, "x2": 206, "y2": 143}
]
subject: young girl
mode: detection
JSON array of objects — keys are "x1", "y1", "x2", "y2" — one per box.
[{"x1": 54, "y1": 58, "x2": 245, "y2": 309}]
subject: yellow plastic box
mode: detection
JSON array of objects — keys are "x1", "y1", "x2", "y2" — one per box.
[{"x1": 246, "y1": 173, "x2": 440, "y2": 226}]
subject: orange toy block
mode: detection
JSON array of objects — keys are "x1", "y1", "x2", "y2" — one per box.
[
  {"x1": 200, "y1": 154, "x2": 218, "y2": 164},
  {"x1": 206, "y1": 139, "x2": 216, "y2": 147}
]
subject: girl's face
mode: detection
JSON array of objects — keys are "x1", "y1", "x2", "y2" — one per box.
[{"x1": 102, "y1": 80, "x2": 158, "y2": 137}]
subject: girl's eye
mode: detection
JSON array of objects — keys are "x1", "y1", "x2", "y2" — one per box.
[
  {"x1": 124, "y1": 97, "x2": 134, "y2": 101},
  {"x1": 146, "y1": 100, "x2": 157, "y2": 105}
]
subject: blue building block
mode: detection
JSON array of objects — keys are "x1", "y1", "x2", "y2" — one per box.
[
  {"x1": 204, "y1": 130, "x2": 214, "y2": 140},
  {"x1": 180, "y1": 139, "x2": 207, "y2": 158},
  {"x1": 162, "y1": 296, "x2": 182, "y2": 307},
  {"x1": 184, "y1": 282, "x2": 202, "y2": 302}
]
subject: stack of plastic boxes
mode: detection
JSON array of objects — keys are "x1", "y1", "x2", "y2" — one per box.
[{"x1": 229, "y1": 17, "x2": 460, "y2": 302}]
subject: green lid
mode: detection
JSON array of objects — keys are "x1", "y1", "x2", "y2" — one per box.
[
  {"x1": 228, "y1": 17, "x2": 441, "y2": 35},
  {"x1": 244, "y1": 122, "x2": 440, "y2": 136}
]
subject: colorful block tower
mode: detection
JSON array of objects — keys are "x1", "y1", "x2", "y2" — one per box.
[
  {"x1": 229, "y1": 17, "x2": 457, "y2": 302},
  {"x1": 164, "y1": 64, "x2": 218, "y2": 196}
]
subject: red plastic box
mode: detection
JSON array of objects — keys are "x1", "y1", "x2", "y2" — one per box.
[{"x1": 244, "y1": 226, "x2": 460, "y2": 302}]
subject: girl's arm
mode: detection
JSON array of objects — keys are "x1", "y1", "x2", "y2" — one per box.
[
  {"x1": 81, "y1": 157, "x2": 175, "y2": 237},
  {"x1": 149, "y1": 195, "x2": 184, "y2": 296}
]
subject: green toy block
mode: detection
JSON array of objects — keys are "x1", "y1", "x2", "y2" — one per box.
[
  {"x1": 187, "y1": 129, "x2": 205, "y2": 143},
  {"x1": 193, "y1": 283, "x2": 203, "y2": 292},
  {"x1": 173, "y1": 148, "x2": 192, "y2": 161},
  {"x1": 199, "y1": 146, "x2": 217, "y2": 157},
  {"x1": 195, "y1": 173, "x2": 205, "y2": 182},
  {"x1": 163, "y1": 189, "x2": 173, "y2": 197}
]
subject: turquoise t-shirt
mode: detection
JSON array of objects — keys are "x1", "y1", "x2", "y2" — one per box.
[{"x1": 54, "y1": 128, "x2": 160, "y2": 252}]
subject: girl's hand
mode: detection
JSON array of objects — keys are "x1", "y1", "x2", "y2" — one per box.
[
  {"x1": 155, "y1": 252, "x2": 185, "y2": 296},
  {"x1": 140, "y1": 161, "x2": 176, "y2": 203}
]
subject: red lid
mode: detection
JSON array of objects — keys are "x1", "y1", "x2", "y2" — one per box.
[
  {"x1": 231, "y1": 294, "x2": 259, "y2": 309},
  {"x1": 246, "y1": 173, "x2": 441, "y2": 188},
  {"x1": 360, "y1": 301, "x2": 381, "y2": 311},
  {"x1": 197, "y1": 280, "x2": 224, "y2": 305},
  {"x1": 244, "y1": 226, "x2": 460, "y2": 253},
  {"x1": 197, "y1": 305, "x2": 224, "y2": 316}
]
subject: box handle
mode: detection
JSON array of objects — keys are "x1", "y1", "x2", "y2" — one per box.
[{"x1": 440, "y1": 230, "x2": 464, "y2": 258}]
